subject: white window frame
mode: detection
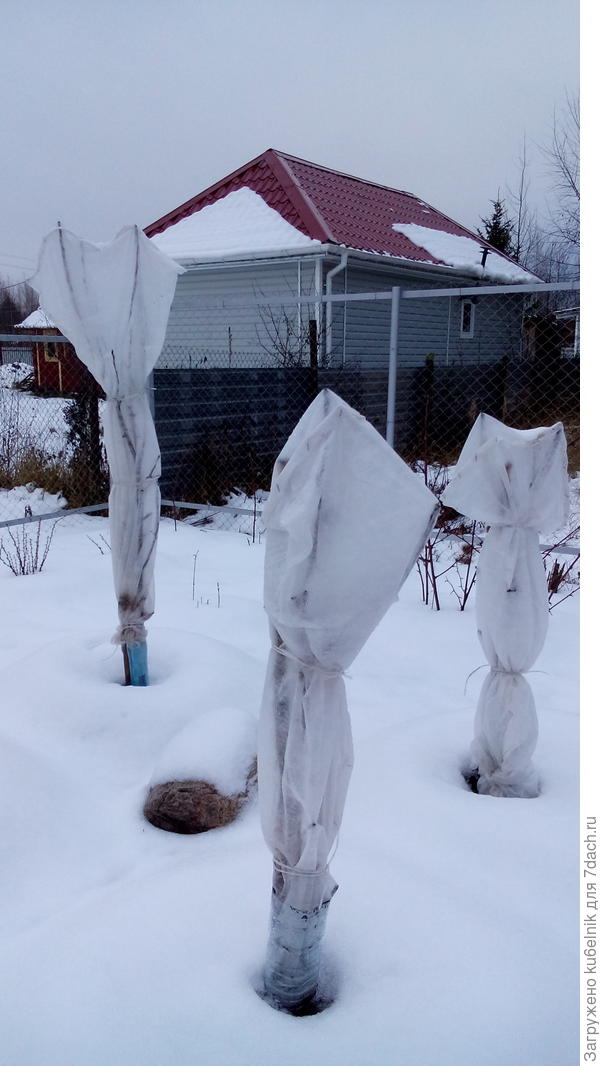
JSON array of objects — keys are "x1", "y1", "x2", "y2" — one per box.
[{"x1": 460, "y1": 299, "x2": 475, "y2": 338}]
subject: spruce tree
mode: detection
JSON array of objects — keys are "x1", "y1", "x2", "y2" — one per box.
[{"x1": 478, "y1": 195, "x2": 515, "y2": 256}]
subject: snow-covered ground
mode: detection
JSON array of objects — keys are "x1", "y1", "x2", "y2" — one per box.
[
  {"x1": 0, "y1": 361, "x2": 35, "y2": 388},
  {"x1": 0, "y1": 374, "x2": 71, "y2": 464},
  {"x1": 0, "y1": 515, "x2": 578, "y2": 1065}
]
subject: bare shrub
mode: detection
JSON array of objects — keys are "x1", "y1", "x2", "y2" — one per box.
[
  {"x1": 0, "y1": 388, "x2": 37, "y2": 482},
  {"x1": 445, "y1": 520, "x2": 479, "y2": 611},
  {"x1": 0, "y1": 519, "x2": 58, "y2": 576},
  {"x1": 414, "y1": 463, "x2": 463, "y2": 611},
  {"x1": 413, "y1": 458, "x2": 579, "y2": 613},
  {"x1": 543, "y1": 528, "x2": 580, "y2": 610}
]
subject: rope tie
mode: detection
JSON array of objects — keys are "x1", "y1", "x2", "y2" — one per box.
[
  {"x1": 464, "y1": 663, "x2": 549, "y2": 695},
  {"x1": 112, "y1": 622, "x2": 147, "y2": 646},
  {"x1": 272, "y1": 835, "x2": 340, "y2": 879},
  {"x1": 273, "y1": 858, "x2": 328, "y2": 879},
  {"x1": 106, "y1": 390, "x2": 149, "y2": 404},
  {"x1": 272, "y1": 643, "x2": 346, "y2": 680},
  {"x1": 489, "y1": 521, "x2": 539, "y2": 531},
  {"x1": 110, "y1": 476, "x2": 159, "y2": 487}
]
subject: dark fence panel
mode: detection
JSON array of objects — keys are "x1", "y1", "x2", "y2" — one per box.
[
  {"x1": 153, "y1": 367, "x2": 318, "y2": 503},
  {"x1": 321, "y1": 361, "x2": 510, "y2": 461},
  {"x1": 154, "y1": 356, "x2": 580, "y2": 507},
  {"x1": 503, "y1": 358, "x2": 580, "y2": 427},
  {"x1": 318, "y1": 366, "x2": 389, "y2": 438}
]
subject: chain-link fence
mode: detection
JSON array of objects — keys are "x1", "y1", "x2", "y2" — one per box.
[
  {"x1": 0, "y1": 330, "x2": 107, "y2": 530},
  {"x1": 0, "y1": 283, "x2": 579, "y2": 542},
  {"x1": 152, "y1": 282, "x2": 579, "y2": 532}
]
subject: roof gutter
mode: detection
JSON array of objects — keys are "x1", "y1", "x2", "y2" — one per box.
[
  {"x1": 179, "y1": 245, "x2": 330, "y2": 271},
  {"x1": 179, "y1": 243, "x2": 537, "y2": 285}
]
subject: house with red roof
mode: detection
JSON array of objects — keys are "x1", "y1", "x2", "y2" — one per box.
[{"x1": 145, "y1": 149, "x2": 537, "y2": 370}]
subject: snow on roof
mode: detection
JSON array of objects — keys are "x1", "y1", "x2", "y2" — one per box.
[
  {"x1": 16, "y1": 307, "x2": 56, "y2": 328},
  {"x1": 150, "y1": 187, "x2": 320, "y2": 263},
  {"x1": 392, "y1": 223, "x2": 537, "y2": 284}
]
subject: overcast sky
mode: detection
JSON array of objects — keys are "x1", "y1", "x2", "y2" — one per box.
[{"x1": 1, "y1": 0, "x2": 579, "y2": 286}]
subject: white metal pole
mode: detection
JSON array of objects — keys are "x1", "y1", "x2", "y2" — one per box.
[
  {"x1": 325, "y1": 251, "x2": 348, "y2": 362},
  {"x1": 386, "y1": 287, "x2": 400, "y2": 447},
  {"x1": 314, "y1": 258, "x2": 323, "y2": 358}
]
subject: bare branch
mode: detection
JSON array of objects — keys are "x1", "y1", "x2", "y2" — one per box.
[{"x1": 542, "y1": 92, "x2": 580, "y2": 251}]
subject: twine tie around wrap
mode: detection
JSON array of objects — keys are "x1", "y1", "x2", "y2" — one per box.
[
  {"x1": 464, "y1": 663, "x2": 547, "y2": 695},
  {"x1": 109, "y1": 476, "x2": 159, "y2": 488},
  {"x1": 272, "y1": 833, "x2": 341, "y2": 881},
  {"x1": 273, "y1": 858, "x2": 329, "y2": 879},
  {"x1": 272, "y1": 643, "x2": 347, "y2": 681},
  {"x1": 105, "y1": 390, "x2": 150, "y2": 405},
  {"x1": 492, "y1": 516, "x2": 539, "y2": 531},
  {"x1": 112, "y1": 622, "x2": 147, "y2": 646}
]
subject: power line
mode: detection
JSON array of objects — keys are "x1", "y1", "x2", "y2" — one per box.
[
  {"x1": 0, "y1": 265, "x2": 34, "y2": 275},
  {"x1": 0, "y1": 253, "x2": 35, "y2": 265},
  {"x1": 0, "y1": 276, "x2": 35, "y2": 292}
]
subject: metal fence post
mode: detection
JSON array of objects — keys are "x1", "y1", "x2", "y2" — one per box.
[{"x1": 386, "y1": 287, "x2": 401, "y2": 447}]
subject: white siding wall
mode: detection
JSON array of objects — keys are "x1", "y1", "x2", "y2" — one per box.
[
  {"x1": 158, "y1": 255, "x2": 526, "y2": 369},
  {"x1": 158, "y1": 258, "x2": 320, "y2": 368}
]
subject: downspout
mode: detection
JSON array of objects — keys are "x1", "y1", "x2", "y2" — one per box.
[
  {"x1": 314, "y1": 257, "x2": 324, "y2": 360},
  {"x1": 297, "y1": 260, "x2": 302, "y2": 341},
  {"x1": 325, "y1": 250, "x2": 349, "y2": 363}
]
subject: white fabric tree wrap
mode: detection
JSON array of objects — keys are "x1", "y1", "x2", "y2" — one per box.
[
  {"x1": 259, "y1": 390, "x2": 439, "y2": 1012},
  {"x1": 442, "y1": 413, "x2": 569, "y2": 798},
  {"x1": 32, "y1": 226, "x2": 183, "y2": 684}
]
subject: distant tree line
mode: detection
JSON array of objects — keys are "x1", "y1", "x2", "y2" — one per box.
[{"x1": 0, "y1": 277, "x2": 37, "y2": 333}]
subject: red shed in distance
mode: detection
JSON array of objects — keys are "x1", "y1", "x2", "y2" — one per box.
[{"x1": 15, "y1": 308, "x2": 100, "y2": 396}]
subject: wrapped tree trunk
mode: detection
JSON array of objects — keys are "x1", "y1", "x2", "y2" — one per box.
[
  {"x1": 443, "y1": 413, "x2": 569, "y2": 797},
  {"x1": 260, "y1": 638, "x2": 353, "y2": 1013},
  {"x1": 259, "y1": 390, "x2": 438, "y2": 1012},
  {"x1": 32, "y1": 225, "x2": 182, "y2": 684}
]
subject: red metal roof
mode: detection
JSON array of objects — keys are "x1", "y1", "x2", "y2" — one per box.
[{"x1": 144, "y1": 149, "x2": 505, "y2": 266}]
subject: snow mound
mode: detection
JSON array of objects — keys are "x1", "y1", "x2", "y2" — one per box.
[{"x1": 0, "y1": 485, "x2": 67, "y2": 521}]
